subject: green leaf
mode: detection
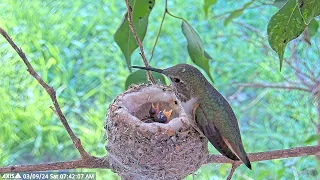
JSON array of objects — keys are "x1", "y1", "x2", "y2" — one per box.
[
  {"x1": 267, "y1": 0, "x2": 306, "y2": 70},
  {"x1": 223, "y1": 1, "x2": 254, "y2": 26},
  {"x1": 298, "y1": 0, "x2": 320, "y2": 24},
  {"x1": 305, "y1": 134, "x2": 320, "y2": 144},
  {"x1": 181, "y1": 20, "x2": 214, "y2": 83},
  {"x1": 224, "y1": 10, "x2": 243, "y2": 26},
  {"x1": 308, "y1": 18, "x2": 319, "y2": 37},
  {"x1": 125, "y1": 70, "x2": 166, "y2": 89},
  {"x1": 272, "y1": 0, "x2": 288, "y2": 8},
  {"x1": 203, "y1": 0, "x2": 217, "y2": 17},
  {"x1": 114, "y1": 0, "x2": 155, "y2": 72}
]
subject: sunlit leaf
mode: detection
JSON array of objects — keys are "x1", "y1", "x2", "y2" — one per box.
[
  {"x1": 267, "y1": 0, "x2": 306, "y2": 70},
  {"x1": 298, "y1": 0, "x2": 320, "y2": 24},
  {"x1": 125, "y1": 70, "x2": 166, "y2": 89},
  {"x1": 272, "y1": 0, "x2": 288, "y2": 8},
  {"x1": 308, "y1": 18, "x2": 319, "y2": 37},
  {"x1": 305, "y1": 134, "x2": 320, "y2": 144},
  {"x1": 203, "y1": 0, "x2": 217, "y2": 17},
  {"x1": 114, "y1": 0, "x2": 155, "y2": 72},
  {"x1": 181, "y1": 20, "x2": 214, "y2": 83}
]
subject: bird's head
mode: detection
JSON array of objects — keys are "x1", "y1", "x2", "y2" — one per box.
[{"x1": 132, "y1": 64, "x2": 207, "y2": 102}]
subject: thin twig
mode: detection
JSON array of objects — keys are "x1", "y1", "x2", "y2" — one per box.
[
  {"x1": 296, "y1": 36, "x2": 318, "y2": 80},
  {"x1": 233, "y1": 21, "x2": 263, "y2": 36},
  {"x1": 149, "y1": 0, "x2": 167, "y2": 62},
  {"x1": 228, "y1": 86, "x2": 245, "y2": 101},
  {"x1": 0, "y1": 27, "x2": 90, "y2": 158},
  {"x1": 49, "y1": 106, "x2": 58, "y2": 116},
  {"x1": 301, "y1": 60, "x2": 317, "y2": 82},
  {"x1": 241, "y1": 89, "x2": 268, "y2": 112},
  {"x1": 226, "y1": 162, "x2": 240, "y2": 180},
  {"x1": 285, "y1": 42, "x2": 314, "y2": 88},
  {"x1": 229, "y1": 25, "x2": 296, "y2": 85},
  {"x1": 165, "y1": 5, "x2": 184, "y2": 20},
  {"x1": 315, "y1": 39, "x2": 320, "y2": 78},
  {"x1": 235, "y1": 82, "x2": 311, "y2": 92},
  {"x1": 229, "y1": 72, "x2": 259, "y2": 100},
  {"x1": 284, "y1": 58, "x2": 312, "y2": 88},
  {"x1": 124, "y1": 0, "x2": 155, "y2": 83},
  {"x1": 210, "y1": 0, "x2": 270, "y2": 19},
  {"x1": 317, "y1": 106, "x2": 320, "y2": 158}
]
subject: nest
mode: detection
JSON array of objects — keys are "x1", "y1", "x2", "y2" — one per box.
[{"x1": 105, "y1": 84, "x2": 208, "y2": 180}]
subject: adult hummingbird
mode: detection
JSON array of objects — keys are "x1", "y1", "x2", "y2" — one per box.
[{"x1": 132, "y1": 64, "x2": 252, "y2": 169}]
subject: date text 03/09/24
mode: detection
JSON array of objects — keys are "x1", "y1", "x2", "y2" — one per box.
[{"x1": 1, "y1": 172, "x2": 96, "y2": 180}]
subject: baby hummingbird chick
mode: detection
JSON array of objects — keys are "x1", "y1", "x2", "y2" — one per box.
[
  {"x1": 149, "y1": 103, "x2": 173, "y2": 123},
  {"x1": 149, "y1": 103, "x2": 160, "y2": 118}
]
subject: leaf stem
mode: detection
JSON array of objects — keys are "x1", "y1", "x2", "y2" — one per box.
[
  {"x1": 165, "y1": 0, "x2": 184, "y2": 20},
  {"x1": 166, "y1": 10, "x2": 184, "y2": 20}
]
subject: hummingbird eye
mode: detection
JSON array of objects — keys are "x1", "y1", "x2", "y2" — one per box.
[{"x1": 172, "y1": 78, "x2": 180, "y2": 83}]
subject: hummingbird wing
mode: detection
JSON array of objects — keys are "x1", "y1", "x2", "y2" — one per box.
[
  {"x1": 195, "y1": 100, "x2": 252, "y2": 169},
  {"x1": 195, "y1": 106, "x2": 238, "y2": 161}
]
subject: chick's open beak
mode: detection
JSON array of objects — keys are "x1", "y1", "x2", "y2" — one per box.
[{"x1": 163, "y1": 109, "x2": 173, "y2": 122}]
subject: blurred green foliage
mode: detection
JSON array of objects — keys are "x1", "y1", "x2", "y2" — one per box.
[{"x1": 0, "y1": 0, "x2": 319, "y2": 179}]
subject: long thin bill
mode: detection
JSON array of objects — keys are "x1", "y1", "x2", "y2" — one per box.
[{"x1": 131, "y1": 66, "x2": 164, "y2": 74}]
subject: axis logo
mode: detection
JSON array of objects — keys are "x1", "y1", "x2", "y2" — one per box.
[{"x1": 1, "y1": 173, "x2": 21, "y2": 179}]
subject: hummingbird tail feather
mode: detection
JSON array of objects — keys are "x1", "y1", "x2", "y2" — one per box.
[
  {"x1": 237, "y1": 144, "x2": 252, "y2": 170},
  {"x1": 241, "y1": 154, "x2": 252, "y2": 170},
  {"x1": 227, "y1": 141, "x2": 252, "y2": 170},
  {"x1": 202, "y1": 125, "x2": 239, "y2": 161}
]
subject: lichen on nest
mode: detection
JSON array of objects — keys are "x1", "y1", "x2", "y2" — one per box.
[{"x1": 105, "y1": 84, "x2": 208, "y2": 180}]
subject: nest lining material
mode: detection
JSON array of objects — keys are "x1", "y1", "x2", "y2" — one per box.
[{"x1": 106, "y1": 84, "x2": 208, "y2": 180}]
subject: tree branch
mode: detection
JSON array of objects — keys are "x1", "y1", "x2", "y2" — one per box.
[
  {"x1": 226, "y1": 163, "x2": 240, "y2": 180},
  {"x1": 235, "y1": 82, "x2": 311, "y2": 92},
  {"x1": 1, "y1": 146, "x2": 319, "y2": 174},
  {"x1": 124, "y1": 0, "x2": 155, "y2": 83},
  {"x1": 207, "y1": 145, "x2": 320, "y2": 164},
  {"x1": 0, "y1": 157, "x2": 109, "y2": 173},
  {"x1": 0, "y1": 27, "x2": 90, "y2": 158}
]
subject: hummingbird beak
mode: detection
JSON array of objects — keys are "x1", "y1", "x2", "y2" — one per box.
[{"x1": 131, "y1": 66, "x2": 164, "y2": 74}]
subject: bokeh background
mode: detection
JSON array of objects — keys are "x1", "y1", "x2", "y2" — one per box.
[{"x1": 1, "y1": 0, "x2": 319, "y2": 179}]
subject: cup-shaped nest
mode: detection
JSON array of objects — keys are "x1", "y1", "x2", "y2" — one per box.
[{"x1": 105, "y1": 84, "x2": 208, "y2": 180}]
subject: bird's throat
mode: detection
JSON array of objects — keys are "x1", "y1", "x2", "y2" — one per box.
[
  {"x1": 173, "y1": 85, "x2": 191, "y2": 103},
  {"x1": 180, "y1": 97, "x2": 198, "y2": 116}
]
